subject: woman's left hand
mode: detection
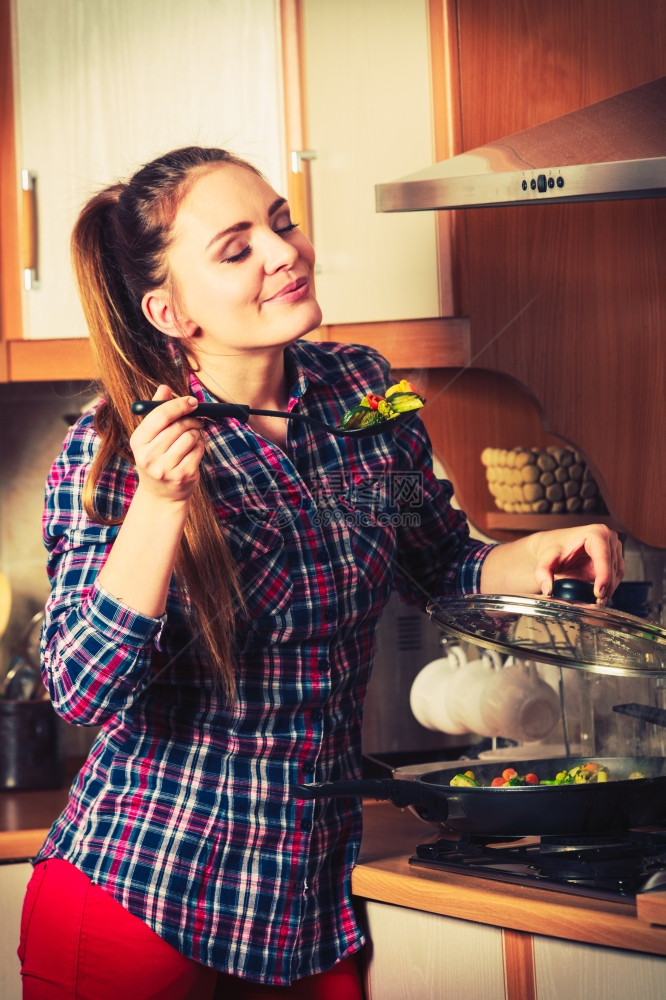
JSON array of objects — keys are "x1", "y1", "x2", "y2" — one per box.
[{"x1": 531, "y1": 523, "x2": 624, "y2": 603}]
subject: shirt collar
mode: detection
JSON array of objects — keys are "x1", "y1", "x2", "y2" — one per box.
[
  {"x1": 186, "y1": 339, "x2": 341, "y2": 404},
  {"x1": 285, "y1": 339, "x2": 342, "y2": 400}
]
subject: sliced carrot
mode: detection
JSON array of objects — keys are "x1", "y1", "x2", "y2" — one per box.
[
  {"x1": 502, "y1": 768, "x2": 518, "y2": 781},
  {"x1": 491, "y1": 776, "x2": 507, "y2": 786}
]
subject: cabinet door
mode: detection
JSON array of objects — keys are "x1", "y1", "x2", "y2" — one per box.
[
  {"x1": 533, "y1": 934, "x2": 666, "y2": 1000},
  {"x1": 12, "y1": 0, "x2": 283, "y2": 340},
  {"x1": 363, "y1": 900, "x2": 506, "y2": 999},
  {"x1": 300, "y1": 0, "x2": 441, "y2": 324}
]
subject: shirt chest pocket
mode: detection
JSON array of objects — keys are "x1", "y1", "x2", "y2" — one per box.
[
  {"x1": 319, "y1": 458, "x2": 400, "y2": 591},
  {"x1": 219, "y1": 512, "x2": 294, "y2": 626}
]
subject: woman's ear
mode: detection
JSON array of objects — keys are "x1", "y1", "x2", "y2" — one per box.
[{"x1": 141, "y1": 291, "x2": 198, "y2": 339}]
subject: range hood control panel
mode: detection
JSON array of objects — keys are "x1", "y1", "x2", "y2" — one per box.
[{"x1": 523, "y1": 173, "x2": 565, "y2": 195}]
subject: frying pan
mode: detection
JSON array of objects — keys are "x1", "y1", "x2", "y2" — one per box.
[{"x1": 293, "y1": 756, "x2": 666, "y2": 836}]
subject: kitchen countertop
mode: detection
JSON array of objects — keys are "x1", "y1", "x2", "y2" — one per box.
[
  {"x1": 2, "y1": 777, "x2": 665, "y2": 956},
  {"x1": 0, "y1": 759, "x2": 80, "y2": 861},
  {"x1": 0, "y1": 786, "x2": 69, "y2": 861}
]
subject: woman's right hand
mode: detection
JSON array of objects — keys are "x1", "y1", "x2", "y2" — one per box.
[
  {"x1": 95, "y1": 386, "x2": 204, "y2": 618},
  {"x1": 130, "y1": 385, "x2": 204, "y2": 503}
]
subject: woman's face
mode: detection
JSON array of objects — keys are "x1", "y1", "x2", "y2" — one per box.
[{"x1": 163, "y1": 163, "x2": 322, "y2": 356}]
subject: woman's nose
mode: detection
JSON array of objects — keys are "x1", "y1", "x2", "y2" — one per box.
[{"x1": 262, "y1": 229, "x2": 299, "y2": 273}]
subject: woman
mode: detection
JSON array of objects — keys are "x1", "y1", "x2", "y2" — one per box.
[{"x1": 19, "y1": 147, "x2": 623, "y2": 999}]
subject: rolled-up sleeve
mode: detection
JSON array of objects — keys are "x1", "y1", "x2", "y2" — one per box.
[{"x1": 392, "y1": 420, "x2": 495, "y2": 605}]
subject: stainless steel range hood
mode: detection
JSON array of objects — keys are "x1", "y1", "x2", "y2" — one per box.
[{"x1": 376, "y1": 77, "x2": 666, "y2": 212}]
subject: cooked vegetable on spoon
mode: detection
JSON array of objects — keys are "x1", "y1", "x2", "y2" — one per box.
[{"x1": 339, "y1": 379, "x2": 425, "y2": 430}]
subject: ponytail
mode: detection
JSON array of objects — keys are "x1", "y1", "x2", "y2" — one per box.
[{"x1": 71, "y1": 149, "x2": 252, "y2": 699}]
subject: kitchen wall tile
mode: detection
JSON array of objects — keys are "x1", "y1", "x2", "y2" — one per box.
[
  {"x1": 0, "y1": 381, "x2": 99, "y2": 755},
  {"x1": 0, "y1": 381, "x2": 96, "y2": 654}
]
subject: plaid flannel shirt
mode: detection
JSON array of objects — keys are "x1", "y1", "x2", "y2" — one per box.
[{"x1": 36, "y1": 340, "x2": 491, "y2": 983}]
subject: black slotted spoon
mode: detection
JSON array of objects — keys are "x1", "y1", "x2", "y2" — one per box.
[{"x1": 131, "y1": 400, "x2": 421, "y2": 439}]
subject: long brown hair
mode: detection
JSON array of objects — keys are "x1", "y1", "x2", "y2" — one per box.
[{"x1": 71, "y1": 147, "x2": 255, "y2": 698}]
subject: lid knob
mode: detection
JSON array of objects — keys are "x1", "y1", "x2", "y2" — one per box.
[{"x1": 552, "y1": 578, "x2": 596, "y2": 603}]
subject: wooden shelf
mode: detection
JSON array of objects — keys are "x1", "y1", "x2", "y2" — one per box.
[
  {"x1": 4, "y1": 317, "x2": 469, "y2": 384},
  {"x1": 307, "y1": 316, "x2": 470, "y2": 369},
  {"x1": 485, "y1": 512, "x2": 623, "y2": 534},
  {"x1": 6, "y1": 338, "x2": 95, "y2": 382}
]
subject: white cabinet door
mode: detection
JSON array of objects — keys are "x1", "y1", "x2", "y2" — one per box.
[
  {"x1": 533, "y1": 935, "x2": 666, "y2": 1000},
  {"x1": 301, "y1": 0, "x2": 441, "y2": 325},
  {"x1": 12, "y1": 0, "x2": 284, "y2": 340},
  {"x1": 0, "y1": 862, "x2": 32, "y2": 1000},
  {"x1": 363, "y1": 900, "x2": 506, "y2": 1000}
]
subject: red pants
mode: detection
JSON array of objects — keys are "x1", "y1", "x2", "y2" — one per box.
[{"x1": 19, "y1": 859, "x2": 365, "y2": 999}]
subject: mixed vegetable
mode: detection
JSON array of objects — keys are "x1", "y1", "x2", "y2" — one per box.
[
  {"x1": 338, "y1": 380, "x2": 425, "y2": 430},
  {"x1": 449, "y1": 762, "x2": 647, "y2": 788}
]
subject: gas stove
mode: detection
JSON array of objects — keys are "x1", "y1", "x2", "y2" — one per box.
[{"x1": 410, "y1": 829, "x2": 666, "y2": 902}]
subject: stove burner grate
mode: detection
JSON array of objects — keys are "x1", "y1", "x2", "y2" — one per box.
[{"x1": 410, "y1": 830, "x2": 666, "y2": 901}]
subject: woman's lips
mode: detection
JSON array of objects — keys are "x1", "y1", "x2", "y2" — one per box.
[{"x1": 266, "y1": 276, "x2": 309, "y2": 304}]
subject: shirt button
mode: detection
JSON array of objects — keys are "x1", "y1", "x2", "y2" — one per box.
[
  {"x1": 311, "y1": 709, "x2": 323, "y2": 723},
  {"x1": 300, "y1": 818, "x2": 312, "y2": 832}
]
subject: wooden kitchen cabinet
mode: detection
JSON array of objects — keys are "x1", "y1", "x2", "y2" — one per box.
[
  {"x1": 2, "y1": 0, "x2": 458, "y2": 381},
  {"x1": 532, "y1": 934, "x2": 666, "y2": 1000},
  {"x1": 421, "y1": 0, "x2": 666, "y2": 548},
  {"x1": 363, "y1": 900, "x2": 506, "y2": 999},
  {"x1": 294, "y1": 0, "x2": 443, "y2": 325},
  {"x1": 362, "y1": 900, "x2": 666, "y2": 1000},
  {"x1": 5, "y1": 0, "x2": 284, "y2": 348}
]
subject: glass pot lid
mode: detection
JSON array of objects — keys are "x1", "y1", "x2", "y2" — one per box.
[{"x1": 426, "y1": 589, "x2": 666, "y2": 678}]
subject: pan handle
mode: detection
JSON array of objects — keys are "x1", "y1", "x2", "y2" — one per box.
[
  {"x1": 613, "y1": 703, "x2": 666, "y2": 728},
  {"x1": 292, "y1": 778, "x2": 448, "y2": 817}
]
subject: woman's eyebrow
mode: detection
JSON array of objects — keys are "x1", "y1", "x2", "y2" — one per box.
[
  {"x1": 268, "y1": 197, "x2": 288, "y2": 217},
  {"x1": 205, "y1": 198, "x2": 288, "y2": 251}
]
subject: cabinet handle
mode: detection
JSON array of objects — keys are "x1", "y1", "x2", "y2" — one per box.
[
  {"x1": 288, "y1": 149, "x2": 316, "y2": 242},
  {"x1": 290, "y1": 148, "x2": 316, "y2": 173},
  {"x1": 21, "y1": 169, "x2": 40, "y2": 290}
]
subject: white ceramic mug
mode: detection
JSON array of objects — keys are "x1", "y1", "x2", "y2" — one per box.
[
  {"x1": 410, "y1": 647, "x2": 504, "y2": 736},
  {"x1": 409, "y1": 646, "x2": 471, "y2": 734},
  {"x1": 441, "y1": 650, "x2": 502, "y2": 735},
  {"x1": 479, "y1": 657, "x2": 561, "y2": 742}
]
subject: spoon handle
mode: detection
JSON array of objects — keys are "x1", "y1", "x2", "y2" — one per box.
[
  {"x1": 132, "y1": 400, "x2": 251, "y2": 422},
  {"x1": 132, "y1": 399, "x2": 328, "y2": 428},
  {"x1": 132, "y1": 399, "x2": 322, "y2": 429}
]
